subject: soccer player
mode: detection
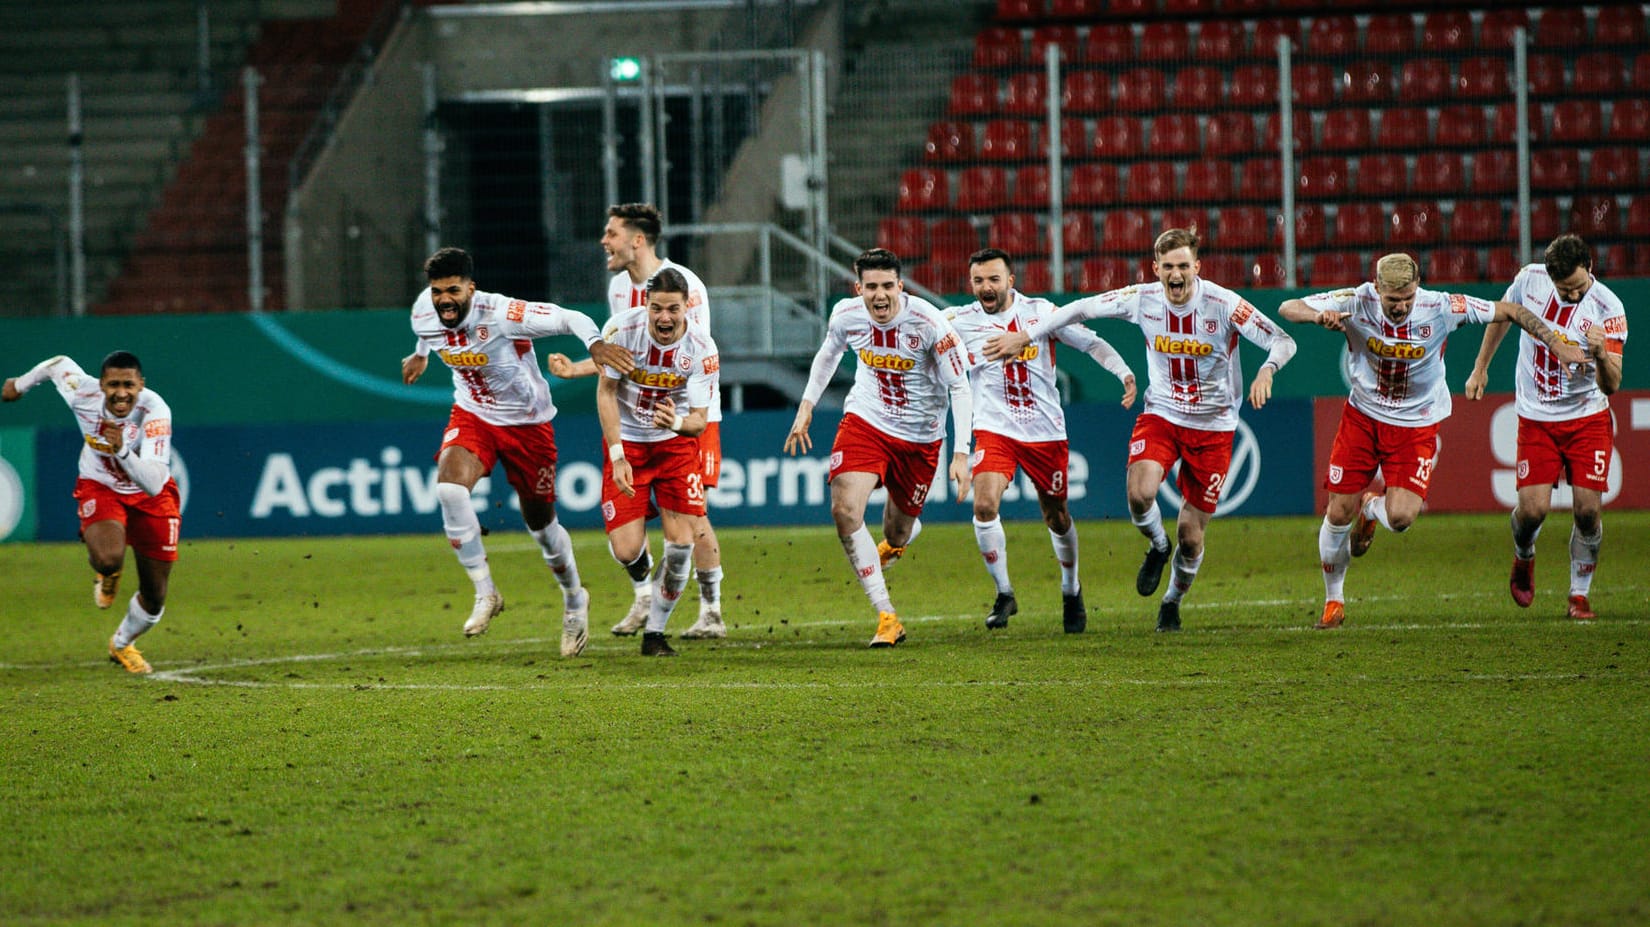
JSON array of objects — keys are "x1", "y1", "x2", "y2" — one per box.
[
  {"x1": 401, "y1": 246, "x2": 631, "y2": 657},
  {"x1": 3, "y1": 351, "x2": 179, "y2": 673},
  {"x1": 948, "y1": 248, "x2": 1136, "y2": 633},
  {"x1": 548, "y1": 203, "x2": 727, "y2": 640},
  {"x1": 596, "y1": 267, "x2": 721, "y2": 657},
  {"x1": 1464, "y1": 234, "x2": 1627, "y2": 621},
  {"x1": 1279, "y1": 252, "x2": 1587, "y2": 630},
  {"x1": 985, "y1": 228, "x2": 1295, "y2": 633},
  {"x1": 783, "y1": 248, "x2": 972, "y2": 648}
]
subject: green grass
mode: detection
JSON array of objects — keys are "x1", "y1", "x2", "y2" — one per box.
[{"x1": 3, "y1": 512, "x2": 1648, "y2": 926}]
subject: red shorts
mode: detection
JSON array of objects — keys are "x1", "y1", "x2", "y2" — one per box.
[
  {"x1": 602, "y1": 436, "x2": 706, "y2": 530},
  {"x1": 699, "y1": 421, "x2": 722, "y2": 488},
  {"x1": 1517, "y1": 410, "x2": 1613, "y2": 492},
  {"x1": 829, "y1": 413, "x2": 942, "y2": 517},
  {"x1": 971, "y1": 430, "x2": 1070, "y2": 499},
  {"x1": 1127, "y1": 414, "x2": 1234, "y2": 514},
  {"x1": 1324, "y1": 402, "x2": 1439, "y2": 498},
  {"x1": 74, "y1": 478, "x2": 181, "y2": 562},
  {"x1": 440, "y1": 407, "x2": 559, "y2": 505}
]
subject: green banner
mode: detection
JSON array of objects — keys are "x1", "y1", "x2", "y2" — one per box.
[{"x1": 0, "y1": 426, "x2": 36, "y2": 542}]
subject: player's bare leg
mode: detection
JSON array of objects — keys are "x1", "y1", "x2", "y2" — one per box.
[
  {"x1": 830, "y1": 472, "x2": 904, "y2": 647},
  {"x1": 83, "y1": 520, "x2": 126, "y2": 610},
  {"x1": 435, "y1": 446, "x2": 503, "y2": 637},
  {"x1": 1508, "y1": 483, "x2": 1551, "y2": 608},
  {"x1": 1126, "y1": 460, "x2": 1174, "y2": 597},
  {"x1": 681, "y1": 515, "x2": 725, "y2": 639},
  {"x1": 108, "y1": 551, "x2": 171, "y2": 674},
  {"x1": 1155, "y1": 504, "x2": 1212, "y2": 633},
  {"x1": 1317, "y1": 487, "x2": 1417, "y2": 629},
  {"x1": 970, "y1": 471, "x2": 1017, "y2": 630},
  {"x1": 521, "y1": 496, "x2": 588, "y2": 657},
  {"x1": 1037, "y1": 491, "x2": 1086, "y2": 633},
  {"x1": 1565, "y1": 487, "x2": 1603, "y2": 620}
]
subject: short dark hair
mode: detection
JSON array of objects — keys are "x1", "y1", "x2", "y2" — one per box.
[
  {"x1": 1544, "y1": 234, "x2": 1592, "y2": 281},
  {"x1": 646, "y1": 266, "x2": 691, "y2": 298},
  {"x1": 424, "y1": 247, "x2": 474, "y2": 281},
  {"x1": 854, "y1": 248, "x2": 902, "y2": 279},
  {"x1": 968, "y1": 247, "x2": 1014, "y2": 274},
  {"x1": 100, "y1": 351, "x2": 142, "y2": 376},
  {"x1": 608, "y1": 203, "x2": 662, "y2": 246}
]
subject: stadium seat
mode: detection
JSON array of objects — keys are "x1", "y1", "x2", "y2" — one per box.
[
  {"x1": 1124, "y1": 162, "x2": 1177, "y2": 204},
  {"x1": 1531, "y1": 149, "x2": 1581, "y2": 190},
  {"x1": 1160, "y1": 0, "x2": 1214, "y2": 13},
  {"x1": 1204, "y1": 112, "x2": 1256, "y2": 156},
  {"x1": 1478, "y1": 8, "x2": 1529, "y2": 49},
  {"x1": 1251, "y1": 19, "x2": 1298, "y2": 57},
  {"x1": 1198, "y1": 254, "x2": 1249, "y2": 287},
  {"x1": 995, "y1": 0, "x2": 1042, "y2": 21},
  {"x1": 1609, "y1": 99, "x2": 1650, "y2": 141},
  {"x1": 1182, "y1": 160, "x2": 1233, "y2": 202},
  {"x1": 1471, "y1": 150, "x2": 1517, "y2": 194},
  {"x1": 1251, "y1": 253, "x2": 1289, "y2": 288},
  {"x1": 1029, "y1": 26, "x2": 1080, "y2": 65},
  {"x1": 1574, "y1": 55, "x2": 1625, "y2": 95},
  {"x1": 1389, "y1": 201, "x2": 1440, "y2": 246},
  {"x1": 1357, "y1": 154, "x2": 1407, "y2": 196},
  {"x1": 1457, "y1": 58, "x2": 1510, "y2": 99},
  {"x1": 1307, "y1": 15, "x2": 1357, "y2": 55},
  {"x1": 1241, "y1": 158, "x2": 1282, "y2": 200},
  {"x1": 1078, "y1": 256, "x2": 1134, "y2": 292},
  {"x1": 1059, "y1": 118, "x2": 1088, "y2": 158},
  {"x1": 1434, "y1": 105, "x2": 1486, "y2": 147},
  {"x1": 1069, "y1": 163, "x2": 1121, "y2": 205},
  {"x1": 1589, "y1": 146, "x2": 1640, "y2": 189},
  {"x1": 1410, "y1": 152, "x2": 1465, "y2": 196},
  {"x1": 1512, "y1": 198, "x2": 1563, "y2": 241},
  {"x1": 1261, "y1": 111, "x2": 1310, "y2": 152},
  {"x1": 1630, "y1": 198, "x2": 1650, "y2": 237},
  {"x1": 1108, "y1": 0, "x2": 1152, "y2": 14},
  {"x1": 1171, "y1": 66, "x2": 1223, "y2": 110},
  {"x1": 1421, "y1": 11, "x2": 1472, "y2": 52},
  {"x1": 931, "y1": 218, "x2": 981, "y2": 263},
  {"x1": 1002, "y1": 73, "x2": 1047, "y2": 117},
  {"x1": 1378, "y1": 108, "x2": 1429, "y2": 150},
  {"x1": 1062, "y1": 210, "x2": 1098, "y2": 255},
  {"x1": 877, "y1": 216, "x2": 928, "y2": 256},
  {"x1": 924, "y1": 121, "x2": 974, "y2": 162},
  {"x1": 1292, "y1": 63, "x2": 1335, "y2": 107},
  {"x1": 1428, "y1": 247, "x2": 1481, "y2": 283},
  {"x1": 1224, "y1": 0, "x2": 1271, "y2": 14},
  {"x1": 947, "y1": 74, "x2": 997, "y2": 117},
  {"x1": 1139, "y1": 22, "x2": 1191, "y2": 61},
  {"x1": 1085, "y1": 23, "x2": 1133, "y2": 63},
  {"x1": 956, "y1": 166, "x2": 1011, "y2": 212},
  {"x1": 1485, "y1": 248, "x2": 1523, "y2": 283},
  {"x1": 1311, "y1": 250, "x2": 1365, "y2": 286},
  {"x1": 1013, "y1": 165, "x2": 1051, "y2": 208},
  {"x1": 1528, "y1": 54, "x2": 1566, "y2": 97},
  {"x1": 1597, "y1": 5, "x2": 1648, "y2": 45},
  {"x1": 1595, "y1": 244, "x2": 1630, "y2": 277},
  {"x1": 1364, "y1": 14, "x2": 1415, "y2": 54},
  {"x1": 990, "y1": 212, "x2": 1044, "y2": 255},
  {"x1": 1196, "y1": 20, "x2": 1245, "y2": 61},
  {"x1": 1335, "y1": 203, "x2": 1386, "y2": 246},
  {"x1": 1050, "y1": 0, "x2": 1103, "y2": 15},
  {"x1": 910, "y1": 258, "x2": 969, "y2": 294},
  {"x1": 1340, "y1": 62, "x2": 1393, "y2": 104},
  {"x1": 895, "y1": 168, "x2": 949, "y2": 212},
  {"x1": 1100, "y1": 208, "x2": 1153, "y2": 254},
  {"x1": 1090, "y1": 115, "x2": 1144, "y2": 158},
  {"x1": 1062, "y1": 71, "x2": 1110, "y2": 114},
  {"x1": 1550, "y1": 101, "x2": 1604, "y2": 143},
  {"x1": 1114, "y1": 68, "x2": 1168, "y2": 113},
  {"x1": 1297, "y1": 156, "x2": 1349, "y2": 199},
  {"x1": 1637, "y1": 53, "x2": 1650, "y2": 92},
  {"x1": 1149, "y1": 114, "x2": 1200, "y2": 156},
  {"x1": 1399, "y1": 58, "x2": 1452, "y2": 102},
  {"x1": 1161, "y1": 207, "x2": 1207, "y2": 240},
  {"x1": 1280, "y1": 203, "x2": 1328, "y2": 250},
  {"x1": 1016, "y1": 259, "x2": 1053, "y2": 294},
  {"x1": 1490, "y1": 103, "x2": 1539, "y2": 144},
  {"x1": 1227, "y1": 65, "x2": 1279, "y2": 108},
  {"x1": 1533, "y1": 7, "x2": 1586, "y2": 48},
  {"x1": 981, "y1": 119, "x2": 1036, "y2": 161},
  {"x1": 1570, "y1": 195, "x2": 1620, "y2": 238},
  {"x1": 1319, "y1": 110, "x2": 1372, "y2": 152},
  {"x1": 1218, "y1": 205, "x2": 1269, "y2": 250},
  {"x1": 974, "y1": 27, "x2": 1024, "y2": 68}
]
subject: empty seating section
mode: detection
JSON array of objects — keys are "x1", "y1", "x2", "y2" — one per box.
[{"x1": 888, "y1": 4, "x2": 1650, "y2": 292}]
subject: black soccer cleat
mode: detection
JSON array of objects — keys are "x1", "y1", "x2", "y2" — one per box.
[
  {"x1": 1061, "y1": 591, "x2": 1087, "y2": 634},
  {"x1": 641, "y1": 631, "x2": 678, "y2": 657},
  {"x1": 984, "y1": 592, "x2": 1018, "y2": 630},
  {"x1": 1155, "y1": 600, "x2": 1181, "y2": 633},
  {"x1": 1137, "y1": 542, "x2": 1173, "y2": 596}
]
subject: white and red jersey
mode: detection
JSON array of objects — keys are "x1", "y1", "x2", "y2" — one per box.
[
  {"x1": 608, "y1": 259, "x2": 721, "y2": 423},
  {"x1": 803, "y1": 294, "x2": 970, "y2": 444},
  {"x1": 1036, "y1": 278, "x2": 1293, "y2": 431},
  {"x1": 11, "y1": 356, "x2": 173, "y2": 496},
  {"x1": 1502, "y1": 264, "x2": 1627, "y2": 422},
  {"x1": 601, "y1": 308, "x2": 720, "y2": 444},
  {"x1": 411, "y1": 289, "x2": 602, "y2": 427},
  {"x1": 1303, "y1": 283, "x2": 1497, "y2": 427},
  {"x1": 949, "y1": 291, "x2": 1129, "y2": 443}
]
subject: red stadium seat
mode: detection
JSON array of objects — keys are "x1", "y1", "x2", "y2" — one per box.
[
  {"x1": 1589, "y1": 146, "x2": 1640, "y2": 189},
  {"x1": 1575, "y1": 55, "x2": 1625, "y2": 95},
  {"x1": 909, "y1": 258, "x2": 969, "y2": 295},
  {"x1": 931, "y1": 218, "x2": 981, "y2": 263},
  {"x1": 1085, "y1": 23, "x2": 1133, "y2": 63},
  {"x1": 1196, "y1": 20, "x2": 1245, "y2": 61},
  {"x1": 1219, "y1": 206, "x2": 1269, "y2": 250},
  {"x1": 1570, "y1": 195, "x2": 1620, "y2": 238},
  {"x1": 1598, "y1": 5, "x2": 1648, "y2": 45},
  {"x1": 1062, "y1": 211, "x2": 1098, "y2": 255},
  {"x1": 947, "y1": 73, "x2": 997, "y2": 117},
  {"x1": 1204, "y1": 112, "x2": 1256, "y2": 156},
  {"x1": 1457, "y1": 58, "x2": 1509, "y2": 99},
  {"x1": 990, "y1": 212, "x2": 1044, "y2": 255},
  {"x1": 1161, "y1": 207, "x2": 1207, "y2": 239},
  {"x1": 956, "y1": 166, "x2": 1011, "y2": 212},
  {"x1": 1078, "y1": 256, "x2": 1134, "y2": 292},
  {"x1": 1411, "y1": 152, "x2": 1465, "y2": 196},
  {"x1": 1292, "y1": 63, "x2": 1335, "y2": 107},
  {"x1": 1297, "y1": 156, "x2": 1349, "y2": 200},
  {"x1": 1160, "y1": 0, "x2": 1214, "y2": 13},
  {"x1": 1002, "y1": 72, "x2": 1047, "y2": 117},
  {"x1": 1637, "y1": 53, "x2": 1650, "y2": 92},
  {"x1": 1108, "y1": 0, "x2": 1152, "y2": 14},
  {"x1": 1389, "y1": 201, "x2": 1440, "y2": 246},
  {"x1": 1262, "y1": 111, "x2": 1310, "y2": 152},
  {"x1": 1251, "y1": 253, "x2": 1289, "y2": 288},
  {"x1": 1198, "y1": 254, "x2": 1249, "y2": 287},
  {"x1": 1227, "y1": 65, "x2": 1279, "y2": 108},
  {"x1": 1531, "y1": 149, "x2": 1581, "y2": 190},
  {"x1": 1595, "y1": 244, "x2": 1630, "y2": 277},
  {"x1": 1399, "y1": 58, "x2": 1451, "y2": 102},
  {"x1": 877, "y1": 216, "x2": 927, "y2": 256},
  {"x1": 1533, "y1": 7, "x2": 1586, "y2": 48},
  {"x1": 1062, "y1": 71, "x2": 1110, "y2": 114},
  {"x1": 1124, "y1": 162, "x2": 1177, "y2": 204},
  {"x1": 1280, "y1": 203, "x2": 1328, "y2": 250},
  {"x1": 1059, "y1": 118, "x2": 1088, "y2": 158},
  {"x1": 1149, "y1": 114, "x2": 1200, "y2": 156},
  {"x1": 1610, "y1": 99, "x2": 1650, "y2": 141},
  {"x1": 1429, "y1": 247, "x2": 1481, "y2": 284},
  {"x1": 1434, "y1": 104, "x2": 1485, "y2": 147},
  {"x1": 1171, "y1": 66, "x2": 1223, "y2": 110},
  {"x1": 1490, "y1": 103, "x2": 1539, "y2": 144},
  {"x1": 981, "y1": 119, "x2": 1036, "y2": 161},
  {"x1": 1486, "y1": 248, "x2": 1523, "y2": 283},
  {"x1": 1528, "y1": 54, "x2": 1566, "y2": 97},
  {"x1": 1421, "y1": 11, "x2": 1472, "y2": 52},
  {"x1": 1069, "y1": 163, "x2": 1120, "y2": 205},
  {"x1": 1471, "y1": 150, "x2": 1516, "y2": 194},
  {"x1": 1627, "y1": 198, "x2": 1650, "y2": 237},
  {"x1": 1308, "y1": 16, "x2": 1357, "y2": 55},
  {"x1": 1114, "y1": 68, "x2": 1167, "y2": 113},
  {"x1": 1512, "y1": 198, "x2": 1563, "y2": 242},
  {"x1": 974, "y1": 27, "x2": 1024, "y2": 68},
  {"x1": 1319, "y1": 110, "x2": 1372, "y2": 152},
  {"x1": 1378, "y1": 108, "x2": 1429, "y2": 150},
  {"x1": 1551, "y1": 101, "x2": 1604, "y2": 143},
  {"x1": 1478, "y1": 8, "x2": 1529, "y2": 49},
  {"x1": 1016, "y1": 259, "x2": 1053, "y2": 294},
  {"x1": 895, "y1": 168, "x2": 949, "y2": 212},
  {"x1": 1251, "y1": 19, "x2": 1298, "y2": 57},
  {"x1": 1340, "y1": 62, "x2": 1393, "y2": 104},
  {"x1": 1012, "y1": 165, "x2": 1051, "y2": 208},
  {"x1": 1051, "y1": 0, "x2": 1103, "y2": 14},
  {"x1": 1182, "y1": 160, "x2": 1233, "y2": 202},
  {"x1": 1364, "y1": 14, "x2": 1415, "y2": 54},
  {"x1": 995, "y1": 0, "x2": 1042, "y2": 21},
  {"x1": 1241, "y1": 158, "x2": 1282, "y2": 200},
  {"x1": 1100, "y1": 208, "x2": 1153, "y2": 254},
  {"x1": 1090, "y1": 115, "x2": 1143, "y2": 158},
  {"x1": 1029, "y1": 26, "x2": 1080, "y2": 65},
  {"x1": 924, "y1": 121, "x2": 974, "y2": 162},
  {"x1": 1335, "y1": 203, "x2": 1386, "y2": 246},
  {"x1": 1357, "y1": 154, "x2": 1407, "y2": 196},
  {"x1": 1139, "y1": 22, "x2": 1191, "y2": 61},
  {"x1": 1311, "y1": 250, "x2": 1365, "y2": 287}
]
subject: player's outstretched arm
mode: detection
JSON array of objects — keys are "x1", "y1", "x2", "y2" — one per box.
[
  {"x1": 1465, "y1": 320, "x2": 1512, "y2": 400},
  {"x1": 1, "y1": 378, "x2": 20, "y2": 402},
  {"x1": 1278, "y1": 298, "x2": 1349, "y2": 330},
  {"x1": 401, "y1": 352, "x2": 428, "y2": 385},
  {"x1": 546, "y1": 354, "x2": 599, "y2": 379},
  {"x1": 587, "y1": 341, "x2": 636, "y2": 374},
  {"x1": 784, "y1": 400, "x2": 814, "y2": 456},
  {"x1": 1494, "y1": 300, "x2": 1587, "y2": 366}
]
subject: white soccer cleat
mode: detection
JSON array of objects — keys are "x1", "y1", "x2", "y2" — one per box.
[
  {"x1": 681, "y1": 604, "x2": 726, "y2": 640},
  {"x1": 611, "y1": 593, "x2": 650, "y2": 636},
  {"x1": 462, "y1": 592, "x2": 504, "y2": 637},
  {"x1": 560, "y1": 588, "x2": 590, "y2": 657}
]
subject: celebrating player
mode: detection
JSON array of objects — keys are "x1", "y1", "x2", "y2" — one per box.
[
  {"x1": 985, "y1": 228, "x2": 1295, "y2": 633},
  {"x1": 948, "y1": 248, "x2": 1136, "y2": 633},
  {"x1": 784, "y1": 248, "x2": 972, "y2": 648},
  {"x1": 4, "y1": 351, "x2": 179, "y2": 673},
  {"x1": 1280, "y1": 252, "x2": 1587, "y2": 630},
  {"x1": 596, "y1": 267, "x2": 721, "y2": 657},
  {"x1": 402, "y1": 246, "x2": 630, "y2": 657},
  {"x1": 1465, "y1": 234, "x2": 1627, "y2": 621}
]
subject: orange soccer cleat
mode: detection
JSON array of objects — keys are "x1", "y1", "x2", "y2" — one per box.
[
  {"x1": 1567, "y1": 595, "x2": 1596, "y2": 621},
  {"x1": 1350, "y1": 490, "x2": 1382, "y2": 557},
  {"x1": 1314, "y1": 601, "x2": 1346, "y2": 630},
  {"x1": 877, "y1": 540, "x2": 906, "y2": 569},
  {"x1": 869, "y1": 610, "x2": 907, "y2": 648}
]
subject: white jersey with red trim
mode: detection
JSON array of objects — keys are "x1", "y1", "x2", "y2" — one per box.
[
  {"x1": 411, "y1": 289, "x2": 601, "y2": 427},
  {"x1": 608, "y1": 259, "x2": 721, "y2": 423},
  {"x1": 600, "y1": 308, "x2": 720, "y2": 444},
  {"x1": 1503, "y1": 264, "x2": 1627, "y2": 422},
  {"x1": 11, "y1": 356, "x2": 173, "y2": 496},
  {"x1": 811, "y1": 294, "x2": 969, "y2": 444},
  {"x1": 1303, "y1": 282, "x2": 1497, "y2": 426},
  {"x1": 1056, "y1": 279, "x2": 1289, "y2": 431},
  {"x1": 949, "y1": 292, "x2": 1104, "y2": 443}
]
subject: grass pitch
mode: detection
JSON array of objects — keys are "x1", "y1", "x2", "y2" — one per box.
[{"x1": 3, "y1": 512, "x2": 1648, "y2": 926}]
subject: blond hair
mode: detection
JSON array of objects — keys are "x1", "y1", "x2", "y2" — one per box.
[
  {"x1": 1374, "y1": 253, "x2": 1419, "y2": 290},
  {"x1": 1154, "y1": 227, "x2": 1200, "y2": 258}
]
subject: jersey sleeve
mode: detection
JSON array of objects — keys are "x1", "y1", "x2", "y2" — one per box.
[
  {"x1": 13, "y1": 355, "x2": 89, "y2": 401},
  {"x1": 497, "y1": 299, "x2": 602, "y2": 345},
  {"x1": 1028, "y1": 287, "x2": 1138, "y2": 341},
  {"x1": 122, "y1": 394, "x2": 173, "y2": 496},
  {"x1": 1442, "y1": 292, "x2": 1498, "y2": 329},
  {"x1": 931, "y1": 321, "x2": 970, "y2": 388},
  {"x1": 800, "y1": 309, "x2": 850, "y2": 404},
  {"x1": 1056, "y1": 324, "x2": 1133, "y2": 380},
  {"x1": 1502, "y1": 266, "x2": 1528, "y2": 305},
  {"x1": 687, "y1": 340, "x2": 720, "y2": 411},
  {"x1": 1301, "y1": 288, "x2": 1359, "y2": 316},
  {"x1": 1231, "y1": 299, "x2": 1298, "y2": 369}
]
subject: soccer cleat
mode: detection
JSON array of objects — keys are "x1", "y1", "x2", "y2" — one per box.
[
  {"x1": 1314, "y1": 600, "x2": 1346, "y2": 630},
  {"x1": 680, "y1": 605, "x2": 726, "y2": 640},
  {"x1": 1350, "y1": 490, "x2": 1382, "y2": 557},
  {"x1": 1155, "y1": 600, "x2": 1181, "y2": 632},
  {"x1": 869, "y1": 610, "x2": 906, "y2": 648},
  {"x1": 94, "y1": 571, "x2": 121, "y2": 610},
  {"x1": 1062, "y1": 591, "x2": 1087, "y2": 634},
  {"x1": 641, "y1": 631, "x2": 678, "y2": 656},
  {"x1": 1136, "y1": 542, "x2": 1172, "y2": 596},
  {"x1": 560, "y1": 588, "x2": 590, "y2": 657},
  {"x1": 1509, "y1": 557, "x2": 1535, "y2": 608},
  {"x1": 877, "y1": 540, "x2": 905, "y2": 569},
  {"x1": 462, "y1": 592, "x2": 505, "y2": 637},
  {"x1": 611, "y1": 593, "x2": 650, "y2": 636},
  {"x1": 108, "y1": 637, "x2": 152, "y2": 674},
  {"x1": 1567, "y1": 595, "x2": 1596, "y2": 621},
  {"x1": 984, "y1": 592, "x2": 1017, "y2": 630}
]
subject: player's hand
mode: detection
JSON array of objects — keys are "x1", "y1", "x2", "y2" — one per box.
[
  {"x1": 1316, "y1": 310, "x2": 1352, "y2": 331},
  {"x1": 589, "y1": 341, "x2": 636, "y2": 375},
  {"x1": 612, "y1": 457, "x2": 635, "y2": 497},
  {"x1": 1248, "y1": 368, "x2": 1274, "y2": 409},
  {"x1": 1464, "y1": 369, "x2": 1489, "y2": 400},
  {"x1": 1119, "y1": 374, "x2": 1137, "y2": 408},
  {"x1": 783, "y1": 404, "x2": 813, "y2": 455},
  {"x1": 401, "y1": 353, "x2": 428, "y2": 385},
  {"x1": 1, "y1": 378, "x2": 20, "y2": 402},
  {"x1": 1550, "y1": 337, "x2": 1588, "y2": 367},
  {"x1": 545, "y1": 353, "x2": 576, "y2": 378},
  {"x1": 1586, "y1": 325, "x2": 1608, "y2": 359},
  {"x1": 99, "y1": 420, "x2": 124, "y2": 453},
  {"x1": 651, "y1": 396, "x2": 678, "y2": 430},
  {"x1": 982, "y1": 331, "x2": 1031, "y2": 361},
  {"x1": 949, "y1": 452, "x2": 971, "y2": 503}
]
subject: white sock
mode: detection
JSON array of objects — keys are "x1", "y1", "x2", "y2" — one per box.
[
  {"x1": 1319, "y1": 517, "x2": 1352, "y2": 602},
  {"x1": 973, "y1": 517, "x2": 1013, "y2": 595},
  {"x1": 843, "y1": 525, "x2": 894, "y2": 613},
  {"x1": 529, "y1": 518, "x2": 581, "y2": 595},
  {"x1": 647, "y1": 541, "x2": 694, "y2": 633},
  {"x1": 696, "y1": 566, "x2": 723, "y2": 607},
  {"x1": 1367, "y1": 495, "x2": 1400, "y2": 533},
  {"x1": 1048, "y1": 525, "x2": 1080, "y2": 596},
  {"x1": 112, "y1": 594, "x2": 162, "y2": 649},
  {"x1": 1161, "y1": 548, "x2": 1203, "y2": 604},
  {"x1": 1511, "y1": 511, "x2": 1541, "y2": 560},
  {"x1": 1570, "y1": 523, "x2": 1601, "y2": 596},
  {"x1": 902, "y1": 517, "x2": 924, "y2": 549},
  {"x1": 437, "y1": 482, "x2": 494, "y2": 596},
  {"x1": 1132, "y1": 501, "x2": 1169, "y2": 551}
]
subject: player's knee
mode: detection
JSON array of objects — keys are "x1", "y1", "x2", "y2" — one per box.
[
  {"x1": 1043, "y1": 507, "x2": 1072, "y2": 534},
  {"x1": 1573, "y1": 509, "x2": 1602, "y2": 536},
  {"x1": 972, "y1": 498, "x2": 999, "y2": 522},
  {"x1": 87, "y1": 551, "x2": 123, "y2": 576},
  {"x1": 829, "y1": 499, "x2": 861, "y2": 533},
  {"x1": 1388, "y1": 510, "x2": 1417, "y2": 533}
]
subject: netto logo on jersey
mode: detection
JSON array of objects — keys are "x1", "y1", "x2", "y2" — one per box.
[
  {"x1": 1007, "y1": 344, "x2": 1040, "y2": 362},
  {"x1": 1152, "y1": 335, "x2": 1214, "y2": 356},
  {"x1": 438, "y1": 349, "x2": 489, "y2": 367},
  {"x1": 858, "y1": 349, "x2": 917, "y2": 371},
  {"x1": 628, "y1": 369, "x2": 687, "y2": 388},
  {"x1": 1364, "y1": 338, "x2": 1426, "y2": 359}
]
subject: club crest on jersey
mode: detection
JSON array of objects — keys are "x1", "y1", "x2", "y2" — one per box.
[
  {"x1": 1130, "y1": 439, "x2": 1146, "y2": 456},
  {"x1": 444, "y1": 427, "x2": 461, "y2": 444},
  {"x1": 476, "y1": 325, "x2": 490, "y2": 342},
  {"x1": 676, "y1": 351, "x2": 693, "y2": 371},
  {"x1": 602, "y1": 501, "x2": 616, "y2": 522},
  {"x1": 1417, "y1": 325, "x2": 1432, "y2": 338},
  {"x1": 1328, "y1": 464, "x2": 1344, "y2": 483},
  {"x1": 80, "y1": 499, "x2": 96, "y2": 519},
  {"x1": 906, "y1": 333, "x2": 922, "y2": 351},
  {"x1": 1517, "y1": 459, "x2": 1530, "y2": 479},
  {"x1": 830, "y1": 451, "x2": 844, "y2": 471},
  {"x1": 970, "y1": 449, "x2": 985, "y2": 468},
  {"x1": 1204, "y1": 320, "x2": 1218, "y2": 334}
]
